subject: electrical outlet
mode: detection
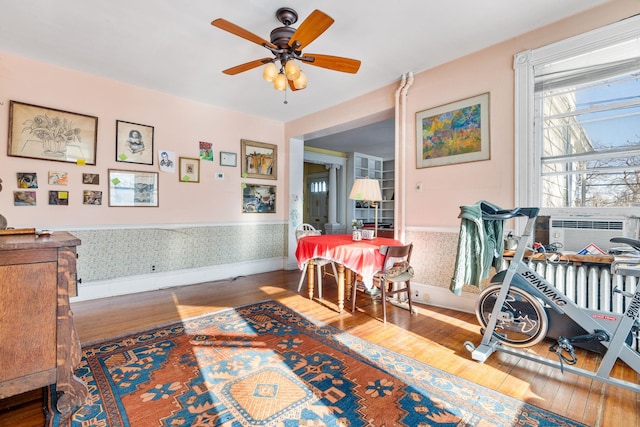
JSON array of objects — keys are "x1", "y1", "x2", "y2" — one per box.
[
  {"x1": 413, "y1": 290, "x2": 420, "y2": 298},
  {"x1": 151, "y1": 265, "x2": 156, "y2": 272}
]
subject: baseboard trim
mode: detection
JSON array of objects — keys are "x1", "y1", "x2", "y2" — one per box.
[
  {"x1": 410, "y1": 282, "x2": 478, "y2": 314},
  {"x1": 72, "y1": 258, "x2": 285, "y2": 302}
]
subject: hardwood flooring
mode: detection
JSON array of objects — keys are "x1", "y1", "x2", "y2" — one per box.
[{"x1": 0, "y1": 269, "x2": 637, "y2": 426}]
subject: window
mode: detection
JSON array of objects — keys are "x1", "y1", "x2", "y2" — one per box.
[{"x1": 515, "y1": 15, "x2": 640, "y2": 216}]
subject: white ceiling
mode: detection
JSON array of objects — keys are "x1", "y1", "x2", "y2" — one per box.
[{"x1": 0, "y1": 0, "x2": 608, "y2": 155}]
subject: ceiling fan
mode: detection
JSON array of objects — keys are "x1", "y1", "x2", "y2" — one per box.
[{"x1": 211, "y1": 8, "x2": 361, "y2": 92}]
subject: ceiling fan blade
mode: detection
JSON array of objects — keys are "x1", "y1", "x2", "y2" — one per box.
[
  {"x1": 289, "y1": 10, "x2": 334, "y2": 50},
  {"x1": 222, "y1": 58, "x2": 272, "y2": 75},
  {"x1": 288, "y1": 79, "x2": 302, "y2": 92},
  {"x1": 211, "y1": 18, "x2": 276, "y2": 49},
  {"x1": 302, "y1": 54, "x2": 361, "y2": 74}
]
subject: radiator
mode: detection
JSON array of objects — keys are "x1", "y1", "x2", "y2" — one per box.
[{"x1": 500, "y1": 258, "x2": 639, "y2": 349}]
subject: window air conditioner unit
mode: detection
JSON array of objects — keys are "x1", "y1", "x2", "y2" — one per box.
[{"x1": 549, "y1": 217, "x2": 640, "y2": 253}]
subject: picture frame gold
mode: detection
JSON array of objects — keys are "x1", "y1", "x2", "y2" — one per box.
[
  {"x1": 416, "y1": 93, "x2": 490, "y2": 168},
  {"x1": 108, "y1": 169, "x2": 159, "y2": 207},
  {"x1": 241, "y1": 139, "x2": 277, "y2": 180},
  {"x1": 179, "y1": 157, "x2": 200, "y2": 183},
  {"x1": 8, "y1": 101, "x2": 98, "y2": 165}
]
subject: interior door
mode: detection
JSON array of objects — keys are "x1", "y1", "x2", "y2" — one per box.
[{"x1": 307, "y1": 173, "x2": 329, "y2": 231}]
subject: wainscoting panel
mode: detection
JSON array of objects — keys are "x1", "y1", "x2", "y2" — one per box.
[{"x1": 70, "y1": 223, "x2": 286, "y2": 291}]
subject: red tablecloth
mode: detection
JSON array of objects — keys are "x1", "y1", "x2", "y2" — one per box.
[{"x1": 295, "y1": 234, "x2": 403, "y2": 285}]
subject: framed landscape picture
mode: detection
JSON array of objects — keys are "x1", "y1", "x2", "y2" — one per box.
[
  {"x1": 241, "y1": 139, "x2": 277, "y2": 180},
  {"x1": 7, "y1": 101, "x2": 98, "y2": 165},
  {"x1": 416, "y1": 93, "x2": 490, "y2": 168}
]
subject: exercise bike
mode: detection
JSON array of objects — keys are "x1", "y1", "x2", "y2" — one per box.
[{"x1": 464, "y1": 204, "x2": 640, "y2": 392}]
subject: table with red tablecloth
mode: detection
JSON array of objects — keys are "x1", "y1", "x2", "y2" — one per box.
[{"x1": 295, "y1": 234, "x2": 403, "y2": 312}]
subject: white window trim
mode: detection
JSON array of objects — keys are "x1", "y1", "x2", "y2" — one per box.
[{"x1": 514, "y1": 14, "x2": 640, "y2": 217}]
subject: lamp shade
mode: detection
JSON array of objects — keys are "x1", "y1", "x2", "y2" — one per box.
[
  {"x1": 284, "y1": 60, "x2": 300, "y2": 81},
  {"x1": 262, "y1": 62, "x2": 278, "y2": 82},
  {"x1": 349, "y1": 178, "x2": 382, "y2": 202},
  {"x1": 293, "y1": 70, "x2": 307, "y2": 89},
  {"x1": 273, "y1": 73, "x2": 287, "y2": 91}
]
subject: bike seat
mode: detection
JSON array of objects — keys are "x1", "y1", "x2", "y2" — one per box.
[{"x1": 610, "y1": 237, "x2": 640, "y2": 252}]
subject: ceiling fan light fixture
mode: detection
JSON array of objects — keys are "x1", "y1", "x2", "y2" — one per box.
[
  {"x1": 284, "y1": 60, "x2": 301, "y2": 81},
  {"x1": 274, "y1": 73, "x2": 287, "y2": 91},
  {"x1": 263, "y1": 62, "x2": 278, "y2": 82},
  {"x1": 293, "y1": 70, "x2": 307, "y2": 89}
]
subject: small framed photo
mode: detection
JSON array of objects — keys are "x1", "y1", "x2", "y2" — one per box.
[
  {"x1": 83, "y1": 190, "x2": 103, "y2": 205},
  {"x1": 17, "y1": 172, "x2": 38, "y2": 188},
  {"x1": 242, "y1": 183, "x2": 276, "y2": 213},
  {"x1": 108, "y1": 169, "x2": 159, "y2": 207},
  {"x1": 179, "y1": 157, "x2": 200, "y2": 183},
  {"x1": 48, "y1": 171, "x2": 68, "y2": 185},
  {"x1": 241, "y1": 139, "x2": 277, "y2": 180},
  {"x1": 8, "y1": 101, "x2": 98, "y2": 165},
  {"x1": 13, "y1": 191, "x2": 36, "y2": 206},
  {"x1": 116, "y1": 120, "x2": 154, "y2": 165},
  {"x1": 83, "y1": 173, "x2": 100, "y2": 185},
  {"x1": 220, "y1": 151, "x2": 237, "y2": 167},
  {"x1": 49, "y1": 190, "x2": 69, "y2": 205}
]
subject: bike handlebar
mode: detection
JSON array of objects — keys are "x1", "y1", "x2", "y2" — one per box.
[{"x1": 480, "y1": 203, "x2": 539, "y2": 220}]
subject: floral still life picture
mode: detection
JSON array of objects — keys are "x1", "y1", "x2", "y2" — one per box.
[
  {"x1": 8, "y1": 101, "x2": 98, "y2": 165},
  {"x1": 416, "y1": 93, "x2": 490, "y2": 168},
  {"x1": 116, "y1": 120, "x2": 154, "y2": 165}
]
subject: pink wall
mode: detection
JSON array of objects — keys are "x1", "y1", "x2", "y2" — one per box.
[
  {"x1": 285, "y1": 0, "x2": 640, "y2": 229},
  {"x1": 0, "y1": 52, "x2": 284, "y2": 229}
]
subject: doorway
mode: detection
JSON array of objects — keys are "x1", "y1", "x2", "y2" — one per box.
[{"x1": 306, "y1": 172, "x2": 329, "y2": 231}]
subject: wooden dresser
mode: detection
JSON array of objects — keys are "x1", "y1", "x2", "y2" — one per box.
[{"x1": 0, "y1": 231, "x2": 87, "y2": 413}]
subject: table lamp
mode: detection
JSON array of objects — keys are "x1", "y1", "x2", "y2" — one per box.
[{"x1": 349, "y1": 178, "x2": 382, "y2": 237}]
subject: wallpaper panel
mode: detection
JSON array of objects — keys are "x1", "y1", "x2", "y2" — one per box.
[{"x1": 70, "y1": 224, "x2": 286, "y2": 282}]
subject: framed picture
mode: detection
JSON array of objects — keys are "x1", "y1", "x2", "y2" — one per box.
[
  {"x1": 116, "y1": 120, "x2": 154, "y2": 165},
  {"x1": 8, "y1": 101, "x2": 98, "y2": 165},
  {"x1": 17, "y1": 172, "x2": 38, "y2": 188},
  {"x1": 179, "y1": 157, "x2": 200, "y2": 183},
  {"x1": 48, "y1": 171, "x2": 68, "y2": 185},
  {"x1": 108, "y1": 169, "x2": 158, "y2": 207},
  {"x1": 416, "y1": 93, "x2": 490, "y2": 168},
  {"x1": 82, "y1": 173, "x2": 100, "y2": 185},
  {"x1": 48, "y1": 191, "x2": 69, "y2": 205},
  {"x1": 242, "y1": 183, "x2": 276, "y2": 213},
  {"x1": 220, "y1": 151, "x2": 237, "y2": 167},
  {"x1": 241, "y1": 139, "x2": 277, "y2": 180},
  {"x1": 83, "y1": 190, "x2": 103, "y2": 205},
  {"x1": 13, "y1": 191, "x2": 36, "y2": 206}
]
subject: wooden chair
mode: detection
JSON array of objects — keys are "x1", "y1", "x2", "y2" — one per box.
[
  {"x1": 295, "y1": 224, "x2": 338, "y2": 298},
  {"x1": 351, "y1": 243, "x2": 414, "y2": 323}
]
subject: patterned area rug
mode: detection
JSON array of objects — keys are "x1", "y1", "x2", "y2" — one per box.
[{"x1": 48, "y1": 300, "x2": 585, "y2": 426}]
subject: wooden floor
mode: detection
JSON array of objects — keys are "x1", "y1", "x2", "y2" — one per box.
[{"x1": 1, "y1": 269, "x2": 637, "y2": 426}]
